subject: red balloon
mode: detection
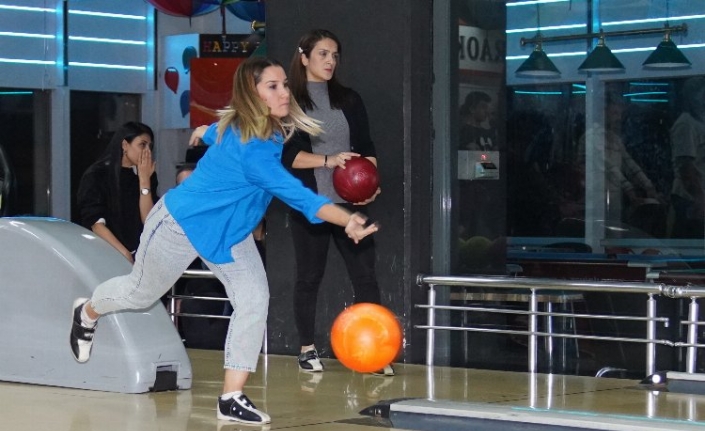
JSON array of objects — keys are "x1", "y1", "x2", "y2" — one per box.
[
  {"x1": 164, "y1": 67, "x2": 179, "y2": 94},
  {"x1": 331, "y1": 303, "x2": 402, "y2": 373},
  {"x1": 145, "y1": 0, "x2": 221, "y2": 18},
  {"x1": 332, "y1": 157, "x2": 380, "y2": 203}
]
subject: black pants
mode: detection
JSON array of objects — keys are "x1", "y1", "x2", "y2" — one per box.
[
  {"x1": 670, "y1": 194, "x2": 704, "y2": 238},
  {"x1": 290, "y1": 208, "x2": 380, "y2": 347}
]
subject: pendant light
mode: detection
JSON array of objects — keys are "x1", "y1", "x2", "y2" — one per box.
[
  {"x1": 578, "y1": 1, "x2": 623, "y2": 74},
  {"x1": 643, "y1": 28, "x2": 691, "y2": 69},
  {"x1": 515, "y1": 3, "x2": 561, "y2": 78},
  {"x1": 578, "y1": 35, "x2": 624, "y2": 73},
  {"x1": 643, "y1": 0, "x2": 690, "y2": 69},
  {"x1": 516, "y1": 9, "x2": 688, "y2": 77},
  {"x1": 516, "y1": 42, "x2": 561, "y2": 77},
  {"x1": 643, "y1": 32, "x2": 691, "y2": 68}
]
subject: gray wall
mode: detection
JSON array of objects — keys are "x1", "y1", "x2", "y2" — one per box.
[{"x1": 264, "y1": 0, "x2": 433, "y2": 364}]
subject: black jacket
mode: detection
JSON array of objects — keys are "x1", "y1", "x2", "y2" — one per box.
[
  {"x1": 282, "y1": 87, "x2": 376, "y2": 193},
  {"x1": 76, "y1": 163, "x2": 158, "y2": 253}
]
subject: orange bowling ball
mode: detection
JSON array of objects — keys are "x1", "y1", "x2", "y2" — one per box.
[{"x1": 330, "y1": 303, "x2": 402, "y2": 373}]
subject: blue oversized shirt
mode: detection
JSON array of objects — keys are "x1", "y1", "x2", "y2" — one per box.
[{"x1": 165, "y1": 124, "x2": 331, "y2": 264}]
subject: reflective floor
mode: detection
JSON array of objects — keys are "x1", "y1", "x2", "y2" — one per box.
[{"x1": 2, "y1": 349, "x2": 705, "y2": 430}]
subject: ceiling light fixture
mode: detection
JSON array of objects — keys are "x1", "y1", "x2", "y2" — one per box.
[
  {"x1": 516, "y1": 42, "x2": 561, "y2": 77},
  {"x1": 515, "y1": 2, "x2": 561, "y2": 77},
  {"x1": 578, "y1": 34, "x2": 624, "y2": 73},
  {"x1": 642, "y1": 29, "x2": 691, "y2": 69},
  {"x1": 518, "y1": 23, "x2": 688, "y2": 77}
]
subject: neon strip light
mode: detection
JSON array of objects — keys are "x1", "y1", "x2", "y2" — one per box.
[
  {"x1": 629, "y1": 82, "x2": 669, "y2": 87},
  {"x1": 514, "y1": 90, "x2": 586, "y2": 95},
  {"x1": 507, "y1": 0, "x2": 570, "y2": 7},
  {"x1": 0, "y1": 31, "x2": 55, "y2": 39},
  {"x1": 603, "y1": 14, "x2": 705, "y2": 27},
  {"x1": 623, "y1": 91, "x2": 668, "y2": 97},
  {"x1": 612, "y1": 42, "x2": 705, "y2": 54},
  {"x1": 0, "y1": 58, "x2": 55, "y2": 65},
  {"x1": 69, "y1": 62, "x2": 145, "y2": 70},
  {"x1": 515, "y1": 90, "x2": 563, "y2": 95},
  {"x1": 611, "y1": 47, "x2": 657, "y2": 54},
  {"x1": 69, "y1": 36, "x2": 145, "y2": 46},
  {"x1": 630, "y1": 98, "x2": 668, "y2": 103},
  {"x1": 678, "y1": 43, "x2": 705, "y2": 49},
  {"x1": 506, "y1": 50, "x2": 585, "y2": 61},
  {"x1": 0, "y1": 5, "x2": 54, "y2": 13},
  {"x1": 0, "y1": 91, "x2": 33, "y2": 95},
  {"x1": 507, "y1": 24, "x2": 586, "y2": 34},
  {"x1": 68, "y1": 10, "x2": 145, "y2": 20}
]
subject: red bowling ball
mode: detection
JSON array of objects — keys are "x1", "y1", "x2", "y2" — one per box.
[{"x1": 332, "y1": 157, "x2": 380, "y2": 203}]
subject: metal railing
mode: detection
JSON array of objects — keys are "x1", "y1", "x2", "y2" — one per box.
[
  {"x1": 416, "y1": 274, "x2": 705, "y2": 376},
  {"x1": 169, "y1": 269, "x2": 230, "y2": 320},
  {"x1": 169, "y1": 269, "x2": 267, "y2": 354}
]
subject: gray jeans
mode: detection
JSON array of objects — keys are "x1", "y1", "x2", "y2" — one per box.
[{"x1": 91, "y1": 198, "x2": 269, "y2": 371}]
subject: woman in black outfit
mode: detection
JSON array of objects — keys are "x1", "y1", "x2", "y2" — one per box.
[
  {"x1": 76, "y1": 121, "x2": 158, "y2": 264},
  {"x1": 282, "y1": 29, "x2": 392, "y2": 376}
]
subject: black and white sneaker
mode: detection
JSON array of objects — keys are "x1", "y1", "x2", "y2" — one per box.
[
  {"x1": 298, "y1": 349, "x2": 324, "y2": 372},
  {"x1": 364, "y1": 373, "x2": 395, "y2": 398},
  {"x1": 298, "y1": 368, "x2": 323, "y2": 393},
  {"x1": 371, "y1": 364, "x2": 395, "y2": 376},
  {"x1": 217, "y1": 393, "x2": 271, "y2": 424},
  {"x1": 70, "y1": 298, "x2": 96, "y2": 363}
]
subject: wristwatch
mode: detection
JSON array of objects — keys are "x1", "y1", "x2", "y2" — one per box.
[{"x1": 140, "y1": 188, "x2": 150, "y2": 196}]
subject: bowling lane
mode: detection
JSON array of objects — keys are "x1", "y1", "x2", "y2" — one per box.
[{"x1": 1, "y1": 349, "x2": 704, "y2": 430}]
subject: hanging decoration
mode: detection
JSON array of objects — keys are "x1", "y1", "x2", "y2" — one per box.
[
  {"x1": 182, "y1": 46, "x2": 198, "y2": 73},
  {"x1": 143, "y1": 0, "x2": 222, "y2": 18},
  {"x1": 164, "y1": 67, "x2": 179, "y2": 94},
  {"x1": 225, "y1": 0, "x2": 265, "y2": 23},
  {"x1": 180, "y1": 91, "x2": 191, "y2": 118}
]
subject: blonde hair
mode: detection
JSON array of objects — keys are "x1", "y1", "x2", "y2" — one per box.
[{"x1": 216, "y1": 57, "x2": 321, "y2": 143}]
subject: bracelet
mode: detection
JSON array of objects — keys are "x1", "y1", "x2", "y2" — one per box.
[{"x1": 324, "y1": 155, "x2": 328, "y2": 168}]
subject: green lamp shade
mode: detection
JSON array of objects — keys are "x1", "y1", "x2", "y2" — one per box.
[
  {"x1": 516, "y1": 46, "x2": 561, "y2": 77},
  {"x1": 578, "y1": 42, "x2": 624, "y2": 73},
  {"x1": 643, "y1": 38, "x2": 691, "y2": 68}
]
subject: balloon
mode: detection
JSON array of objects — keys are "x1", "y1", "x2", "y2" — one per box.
[
  {"x1": 164, "y1": 67, "x2": 179, "y2": 94},
  {"x1": 144, "y1": 0, "x2": 221, "y2": 17},
  {"x1": 225, "y1": 1, "x2": 265, "y2": 22},
  {"x1": 182, "y1": 46, "x2": 198, "y2": 73},
  {"x1": 180, "y1": 91, "x2": 191, "y2": 117}
]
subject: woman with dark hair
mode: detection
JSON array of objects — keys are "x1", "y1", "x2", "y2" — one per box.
[
  {"x1": 69, "y1": 56, "x2": 378, "y2": 425},
  {"x1": 283, "y1": 29, "x2": 392, "y2": 376},
  {"x1": 76, "y1": 121, "x2": 157, "y2": 263}
]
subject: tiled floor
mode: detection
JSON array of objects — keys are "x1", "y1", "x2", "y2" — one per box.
[{"x1": 2, "y1": 349, "x2": 705, "y2": 430}]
